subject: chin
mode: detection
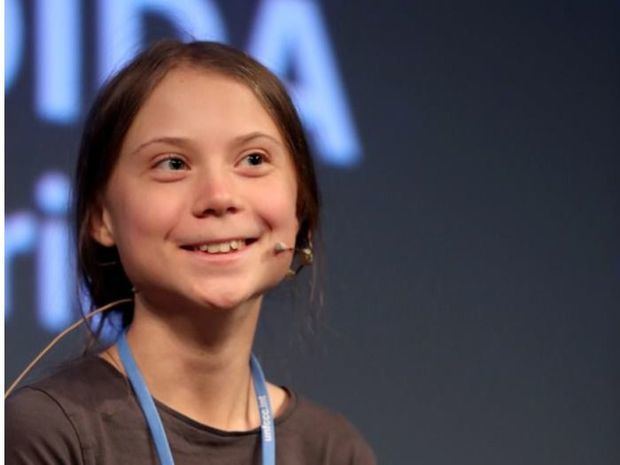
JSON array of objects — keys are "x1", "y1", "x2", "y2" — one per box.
[
  {"x1": 192, "y1": 284, "x2": 259, "y2": 312},
  {"x1": 190, "y1": 273, "x2": 284, "y2": 312},
  {"x1": 200, "y1": 295, "x2": 249, "y2": 311}
]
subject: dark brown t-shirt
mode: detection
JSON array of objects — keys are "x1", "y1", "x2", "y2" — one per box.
[{"x1": 6, "y1": 356, "x2": 377, "y2": 465}]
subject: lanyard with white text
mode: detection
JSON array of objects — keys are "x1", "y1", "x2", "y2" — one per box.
[{"x1": 117, "y1": 331, "x2": 276, "y2": 465}]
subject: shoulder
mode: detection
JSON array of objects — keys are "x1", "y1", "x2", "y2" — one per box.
[
  {"x1": 7, "y1": 355, "x2": 126, "y2": 417},
  {"x1": 278, "y1": 391, "x2": 378, "y2": 465},
  {"x1": 6, "y1": 385, "x2": 84, "y2": 464},
  {"x1": 5, "y1": 356, "x2": 125, "y2": 465}
]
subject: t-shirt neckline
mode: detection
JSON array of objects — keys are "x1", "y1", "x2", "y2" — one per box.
[{"x1": 94, "y1": 354, "x2": 298, "y2": 437}]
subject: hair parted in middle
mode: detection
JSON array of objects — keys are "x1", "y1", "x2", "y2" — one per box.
[{"x1": 74, "y1": 40, "x2": 321, "y2": 330}]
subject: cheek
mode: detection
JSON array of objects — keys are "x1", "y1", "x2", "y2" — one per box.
[
  {"x1": 105, "y1": 182, "x2": 183, "y2": 248},
  {"x1": 254, "y1": 179, "x2": 299, "y2": 236}
]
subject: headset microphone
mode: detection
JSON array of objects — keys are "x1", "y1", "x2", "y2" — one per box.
[
  {"x1": 274, "y1": 242, "x2": 296, "y2": 253},
  {"x1": 274, "y1": 242, "x2": 290, "y2": 253},
  {"x1": 274, "y1": 242, "x2": 313, "y2": 261},
  {"x1": 273, "y1": 241, "x2": 314, "y2": 276}
]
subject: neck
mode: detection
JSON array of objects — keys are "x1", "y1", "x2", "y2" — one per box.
[{"x1": 112, "y1": 293, "x2": 264, "y2": 431}]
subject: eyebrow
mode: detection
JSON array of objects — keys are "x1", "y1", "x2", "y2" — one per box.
[
  {"x1": 130, "y1": 132, "x2": 284, "y2": 156},
  {"x1": 231, "y1": 131, "x2": 284, "y2": 148},
  {"x1": 130, "y1": 136, "x2": 193, "y2": 156}
]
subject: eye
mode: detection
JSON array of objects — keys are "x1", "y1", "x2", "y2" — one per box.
[
  {"x1": 154, "y1": 155, "x2": 188, "y2": 171},
  {"x1": 242, "y1": 152, "x2": 267, "y2": 167},
  {"x1": 237, "y1": 151, "x2": 274, "y2": 177}
]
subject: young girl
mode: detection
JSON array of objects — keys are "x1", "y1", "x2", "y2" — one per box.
[{"x1": 6, "y1": 40, "x2": 376, "y2": 465}]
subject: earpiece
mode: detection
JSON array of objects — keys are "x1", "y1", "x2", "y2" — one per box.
[{"x1": 273, "y1": 241, "x2": 313, "y2": 276}]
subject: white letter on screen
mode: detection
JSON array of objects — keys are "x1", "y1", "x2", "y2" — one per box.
[
  {"x1": 97, "y1": 0, "x2": 228, "y2": 85},
  {"x1": 35, "y1": 0, "x2": 81, "y2": 123},
  {"x1": 249, "y1": 0, "x2": 361, "y2": 167}
]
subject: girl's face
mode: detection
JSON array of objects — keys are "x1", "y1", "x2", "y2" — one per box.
[{"x1": 91, "y1": 67, "x2": 299, "y2": 311}]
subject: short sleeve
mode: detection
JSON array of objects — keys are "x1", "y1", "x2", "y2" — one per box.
[
  {"x1": 5, "y1": 387, "x2": 84, "y2": 465},
  {"x1": 330, "y1": 414, "x2": 378, "y2": 465}
]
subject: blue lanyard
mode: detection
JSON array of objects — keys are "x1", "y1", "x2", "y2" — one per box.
[{"x1": 117, "y1": 332, "x2": 276, "y2": 465}]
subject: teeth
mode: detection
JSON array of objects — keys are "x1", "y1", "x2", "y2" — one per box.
[{"x1": 194, "y1": 239, "x2": 247, "y2": 254}]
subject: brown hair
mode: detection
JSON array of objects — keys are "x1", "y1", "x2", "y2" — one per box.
[{"x1": 74, "y1": 40, "x2": 320, "y2": 329}]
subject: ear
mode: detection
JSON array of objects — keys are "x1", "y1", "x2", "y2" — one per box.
[{"x1": 89, "y1": 203, "x2": 116, "y2": 247}]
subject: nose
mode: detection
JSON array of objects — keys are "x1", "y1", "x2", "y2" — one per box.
[{"x1": 191, "y1": 169, "x2": 240, "y2": 218}]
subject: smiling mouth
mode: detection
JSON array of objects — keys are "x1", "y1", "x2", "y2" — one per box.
[{"x1": 181, "y1": 238, "x2": 258, "y2": 255}]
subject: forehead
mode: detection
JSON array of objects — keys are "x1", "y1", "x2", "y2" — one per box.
[{"x1": 120, "y1": 66, "x2": 285, "y2": 153}]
